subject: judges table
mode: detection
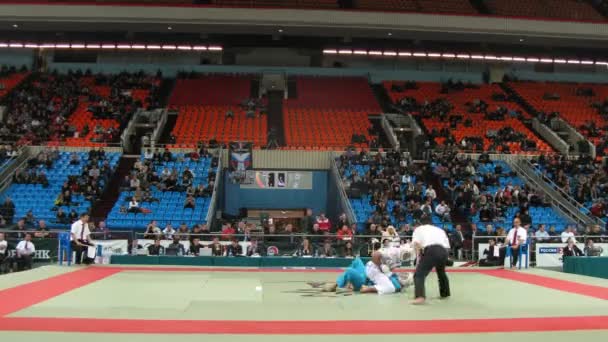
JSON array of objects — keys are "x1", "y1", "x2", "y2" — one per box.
[
  {"x1": 563, "y1": 257, "x2": 608, "y2": 279},
  {"x1": 111, "y1": 255, "x2": 370, "y2": 268}
]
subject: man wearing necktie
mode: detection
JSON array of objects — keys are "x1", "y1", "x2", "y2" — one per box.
[
  {"x1": 506, "y1": 218, "x2": 528, "y2": 269},
  {"x1": 70, "y1": 213, "x2": 95, "y2": 265},
  {"x1": 15, "y1": 233, "x2": 35, "y2": 271}
]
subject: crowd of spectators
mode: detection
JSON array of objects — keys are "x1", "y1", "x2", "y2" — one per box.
[
  {"x1": 119, "y1": 147, "x2": 216, "y2": 215},
  {"x1": 534, "y1": 153, "x2": 608, "y2": 223},
  {"x1": 0, "y1": 70, "x2": 160, "y2": 145},
  {"x1": 1, "y1": 71, "x2": 81, "y2": 144}
]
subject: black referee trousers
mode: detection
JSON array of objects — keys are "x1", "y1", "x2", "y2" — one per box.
[{"x1": 414, "y1": 245, "x2": 450, "y2": 299}]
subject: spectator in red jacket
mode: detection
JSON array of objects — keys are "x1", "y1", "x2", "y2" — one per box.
[
  {"x1": 316, "y1": 213, "x2": 331, "y2": 233},
  {"x1": 337, "y1": 225, "x2": 353, "y2": 242}
]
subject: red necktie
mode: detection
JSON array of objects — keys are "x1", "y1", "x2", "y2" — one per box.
[{"x1": 512, "y1": 229, "x2": 518, "y2": 245}]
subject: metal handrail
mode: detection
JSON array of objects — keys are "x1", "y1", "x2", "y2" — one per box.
[
  {"x1": 205, "y1": 148, "x2": 222, "y2": 225},
  {"x1": 525, "y1": 159, "x2": 605, "y2": 226},
  {"x1": 330, "y1": 156, "x2": 356, "y2": 226}
]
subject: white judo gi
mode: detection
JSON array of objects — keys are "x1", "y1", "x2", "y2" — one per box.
[
  {"x1": 380, "y1": 243, "x2": 413, "y2": 270},
  {"x1": 365, "y1": 261, "x2": 397, "y2": 295}
]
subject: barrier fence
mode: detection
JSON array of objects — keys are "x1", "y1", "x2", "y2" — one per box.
[
  {"x1": 1, "y1": 229, "x2": 606, "y2": 266},
  {"x1": 472, "y1": 235, "x2": 608, "y2": 267}
]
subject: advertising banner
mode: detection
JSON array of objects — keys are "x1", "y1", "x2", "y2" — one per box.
[{"x1": 536, "y1": 243, "x2": 608, "y2": 267}]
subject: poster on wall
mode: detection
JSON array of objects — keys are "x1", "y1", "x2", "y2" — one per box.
[
  {"x1": 240, "y1": 171, "x2": 313, "y2": 190},
  {"x1": 229, "y1": 141, "x2": 253, "y2": 171}
]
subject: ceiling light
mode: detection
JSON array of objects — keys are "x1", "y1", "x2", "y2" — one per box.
[
  {"x1": 192, "y1": 46, "x2": 208, "y2": 51},
  {"x1": 368, "y1": 51, "x2": 382, "y2": 56},
  {"x1": 413, "y1": 52, "x2": 426, "y2": 57},
  {"x1": 167, "y1": 26, "x2": 172, "y2": 30},
  {"x1": 353, "y1": 50, "x2": 367, "y2": 55},
  {"x1": 387, "y1": 32, "x2": 392, "y2": 36},
  {"x1": 278, "y1": 29, "x2": 283, "y2": 33},
  {"x1": 338, "y1": 49, "x2": 353, "y2": 55},
  {"x1": 398, "y1": 52, "x2": 412, "y2": 57},
  {"x1": 208, "y1": 46, "x2": 223, "y2": 51},
  {"x1": 442, "y1": 53, "x2": 456, "y2": 58},
  {"x1": 12, "y1": 24, "x2": 18, "y2": 28},
  {"x1": 323, "y1": 49, "x2": 337, "y2": 54}
]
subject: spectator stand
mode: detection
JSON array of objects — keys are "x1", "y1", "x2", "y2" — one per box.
[
  {"x1": 283, "y1": 76, "x2": 382, "y2": 150},
  {"x1": 336, "y1": 150, "x2": 454, "y2": 234},
  {"x1": 530, "y1": 154, "x2": 608, "y2": 226},
  {"x1": 384, "y1": 81, "x2": 553, "y2": 155},
  {"x1": 106, "y1": 152, "x2": 216, "y2": 230},
  {"x1": 0, "y1": 148, "x2": 121, "y2": 229},
  {"x1": 167, "y1": 73, "x2": 267, "y2": 149}
]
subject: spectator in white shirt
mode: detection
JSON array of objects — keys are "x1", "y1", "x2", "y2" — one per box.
[
  {"x1": 424, "y1": 185, "x2": 437, "y2": 200},
  {"x1": 435, "y1": 201, "x2": 451, "y2": 221},
  {"x1": 128, "y1": 197, "x2": 141, "y2": 213},
  {"x1": 163, "y1": 224, "x2": 176, "y2": 240},
  {"x1": 561, "y1": 226, "x2": 576, "y2": 243},
  {"x1": 534, "y1": 224, "x2": 550, "y2": 242},
  {"x1": 15, "y1": 233, "x2": 35, "y2": 271}
]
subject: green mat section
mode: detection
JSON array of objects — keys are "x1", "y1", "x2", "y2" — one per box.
[{"x1": 11, "y1": 271, "x2": 608, "y2": 320}]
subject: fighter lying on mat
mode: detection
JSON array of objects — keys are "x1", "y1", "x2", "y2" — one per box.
[{"x1": 315, "y1": 246, "x2": 414, "y2": 295}]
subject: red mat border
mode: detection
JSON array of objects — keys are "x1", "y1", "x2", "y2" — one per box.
[
  {"x1": 0, "y1": 266, "x2": 606, "y2": 334},
  {"x1": 0, "y1": 316, "x2": 607, "y2": 334}
]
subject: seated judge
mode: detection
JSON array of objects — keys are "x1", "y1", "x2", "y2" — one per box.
[
  {"x1": 296, "y1": 237, "x2": 314, "y2": 257},
  {"x1": 246, "y1": 238, "x2": 265, "y2": 257},
  {"x1": 208, "y1": 237, "x2": 224, "y2": 256},
  {"x1": 166, "y1": 237, "x2": 185, "y2": 256},
  {"x1": 225, "y1": 239, "x2": 243, "y2": 257},
  {"x1": 189, "y1": 237, "x2": 203, "y2": 256},
  {"x1": 479, "y1": 239, "x2": 505, "y2": 267},
  {"x1": 15, "y1": 233, "x2": 35, "y2": 271},
  {"x1": 562, "y1": 238, "x2": 583, "y2": 258},
  {"x1": 147, "y1": 239, "x2": 164, "y2": 256},
  {"x1": 318, "y1": 240, "x2": 337, "y2": 258}
]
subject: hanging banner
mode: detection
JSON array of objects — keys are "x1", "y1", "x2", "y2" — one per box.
[{"x1": 229, "y1": 141, "x2": 253, "y2": 171}]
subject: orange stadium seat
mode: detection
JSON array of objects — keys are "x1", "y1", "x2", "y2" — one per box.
[
  {"x1": 171, "y1": 105, "x2": 267, "y2": 148},
  {"x1": 509, "y1": 81, "x2": 608, "y2": 154},
  {"x1": 384, "y1": 81, "x2": 553, "y2": 154},
  {"x1": 284, "y1": 76, "x2": 381, "y2": 149}
]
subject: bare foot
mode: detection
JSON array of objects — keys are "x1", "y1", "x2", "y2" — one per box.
[{"x1": 411, "y1": 297, "x2": 426, "y2": 305}]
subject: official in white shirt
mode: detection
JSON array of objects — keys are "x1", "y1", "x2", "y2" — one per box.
[
  {"x1": 506, "y1": 218, "x2": 528, "y2": 268},
  {"x1": 15, "y1": 233, "x2": 35, "y2": 271},
  {"x1": 411, "y1": 223, "x2": 451, "y2": 305},
  {"x1": 70, "y1": 213, "x2": 94, "y2": 265},
  {"x1": 0, "y1": 232, "x2": 9, "y2": 273}
]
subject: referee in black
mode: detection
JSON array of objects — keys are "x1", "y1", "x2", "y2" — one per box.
[{"x1": 411, "y1": 222, "x2": 451, "y2": 305}]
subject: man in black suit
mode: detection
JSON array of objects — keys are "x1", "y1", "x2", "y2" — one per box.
[
  {"x1": 479, "y1": 239, "x2": 505, "y2": 266},
  {"x1": 225, "y1": 239, "x2": 243, "y2": 257},
  {"x1": 147, "y1": 239, "x2": 164, "y2": 256},
  {"x1": 450, "y1": 225, "x2": 464, "y2": 259},
  {"x1": 246, "y1": 238, "x2": 265, "y2": 257}
]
